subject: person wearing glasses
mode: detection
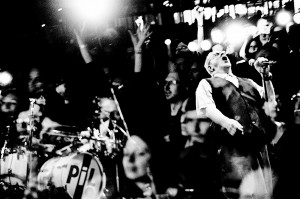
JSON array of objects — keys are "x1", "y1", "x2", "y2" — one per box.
[
  {"x1": 163, "y1": 71, "x2": 188, "y2": 151},
  {"x1": 196, "y1": 51, "x2": 277, "y2": 199}
]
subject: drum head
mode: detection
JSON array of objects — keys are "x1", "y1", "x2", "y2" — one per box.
[
  {"x1": 38, "y1": 152, "x2": 106, "y2": 199},
  {"x1": 0, "y1": 150, "x2": 29, "y2": 187}
]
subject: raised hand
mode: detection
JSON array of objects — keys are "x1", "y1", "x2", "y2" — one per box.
[{"x1": 128, "y1": 23, "x2": 153, "y2": 52}]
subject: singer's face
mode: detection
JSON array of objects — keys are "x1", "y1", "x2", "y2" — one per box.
[
  {"x1": 122, "y1": 135, "x2": 151, "y2": 180},
  {"x1": 209, "y1": 51, "x2": 231, "y2": 74}
]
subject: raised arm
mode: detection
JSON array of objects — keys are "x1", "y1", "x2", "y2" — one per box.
[
  {"x1": 128, "y1": 23, "x2": 152, "y2": 73},
  {"x1": 254, "y1": 57, "x2": 276, "y2": 102}
]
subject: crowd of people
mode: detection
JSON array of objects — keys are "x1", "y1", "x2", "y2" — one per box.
[{"x1": 0, "y1": 9, "x2": 300, "y2": 199}]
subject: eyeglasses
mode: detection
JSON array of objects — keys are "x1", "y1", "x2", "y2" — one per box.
[
  {"x1": 1, "y1": 101, "x2": 17, "y2": 106},
  {"x1": 165, "y1": 80, "x2": 179, "y2": 86}
]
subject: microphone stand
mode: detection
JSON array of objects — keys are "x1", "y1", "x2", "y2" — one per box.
[{"x1": 262, "y1": 76, "x2": 268, "y2": 102}]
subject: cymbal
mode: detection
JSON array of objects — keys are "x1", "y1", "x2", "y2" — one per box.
[
  {"x1": 52, "y1": 125, "x2": 80, "y2": 132},
  {"x1": 46, "y1": 131, "x2": 80, "y2": 138}
]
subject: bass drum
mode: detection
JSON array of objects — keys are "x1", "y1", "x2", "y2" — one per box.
[
  {"x1": 0, "y1": 147, "x2": 29, "y2": 188},
  {"x1": 38, "y1": 152, "x2": 106, "y2": 199}
]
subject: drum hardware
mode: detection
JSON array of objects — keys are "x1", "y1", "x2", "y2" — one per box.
[
  {"x1": 0, "y1": 98, "x2": 40, "y2": 190},
  {"x1": 46, "y1": 130, "x2": 81, "y2": 138},
  {"x1": 0, "y1": 126, "x2": 10, "y2": 160}
]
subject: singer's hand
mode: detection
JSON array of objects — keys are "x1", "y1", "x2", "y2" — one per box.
[
  {"x1": 254, "y1": 57, "x2": 271, "y2": 74},
  {"x1": 222, "y1": 118, "x2": 244, "y2": 136}
]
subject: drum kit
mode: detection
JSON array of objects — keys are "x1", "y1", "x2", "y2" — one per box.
[{"x1": 0, "y1": 96, "x2": 129, "y2": 199}]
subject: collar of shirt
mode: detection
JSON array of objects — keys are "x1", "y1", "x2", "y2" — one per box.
[{"x1": 213, "y1": 73, "x2": 239, "y2": 87}]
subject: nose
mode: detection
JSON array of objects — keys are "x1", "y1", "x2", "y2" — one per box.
[
  {"x1": 164, "y1": 83, "x2": 170, "y2": 90},
  {"x1": 128, "y1": 154, "x2": 135, "y2": 163}
]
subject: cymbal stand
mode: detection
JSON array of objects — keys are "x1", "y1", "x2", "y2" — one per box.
[
  {"x1": 27, "y1": 98, "x2": 36, "y2": 151},
  {"x1": 109, "y1": 87, "x2": 130, "y2": 194},
  {"x1": 0, "y1": 126, "x2": 10, "y2": 159},
  {"x1": 110, "y1": 87, "x2": 130, "y2": 138},
  {"x1": 26, "y1": 98, "x2": 38, "y2": 182}
]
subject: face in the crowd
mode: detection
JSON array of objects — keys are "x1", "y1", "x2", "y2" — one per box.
[
  {"x1": 122, "y1": 135, "x2": 151, "y2": 180},
  {"x1": 0, "y1": 93, "x2": 19, "y2": 116},
  {"x1": 189, "y1": 62, "x2": 200, "y2": 86},
  {"x1": 259, "y1": 33, "x2": 271, "y2": 45},
  {"x1": 28, "y1": 68, "x2": 45, "y2": 95},
  {"x1": 164, "y1": 72, "x2": 181, "y2": 102},
  {"x1": 294, "y1": 96, "x2": 300, "y2": 125},
  {"x1": 249, "y1": 40, "x2": 259, "y2": 54},
  {"x1": 208, "y1": 51, "x2": 231, "y2": 75},
  {"x1": 175, "y1": 57, "x2": 187, "y2": 72},
  {"x1": 181, "y1": 110, "x2": 211, "y2": 142}
]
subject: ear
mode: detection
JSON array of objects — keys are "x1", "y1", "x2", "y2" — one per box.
[{"x1": 207, "y1": 65, "x2": 215, "y2": 74}]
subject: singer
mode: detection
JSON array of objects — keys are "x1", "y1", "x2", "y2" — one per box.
[{"x1": 196, "y1": 51, "x2": 277, "y2": 199}]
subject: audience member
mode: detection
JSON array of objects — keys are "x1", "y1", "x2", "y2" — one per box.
[
  {"x1": 171, "y1": 97, "x2": 220, "y2": 199},
  {"x1": 272, "y1": 90, "x2": 300, "y2": 199},
  {"x1": 120, "y1": 134, "x2": 171, "y2": 199}
]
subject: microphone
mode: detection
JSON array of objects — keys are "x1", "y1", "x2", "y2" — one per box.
[
  {"x1": 254, "y1": 58, "x2": 276, "y2": 68},
  {"x1": 262, "y1": 60, "x2": 277, "y2": 65}
]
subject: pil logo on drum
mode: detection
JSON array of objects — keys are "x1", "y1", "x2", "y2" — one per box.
[{"x1": 38, "y1": 152, "x2": 106, "y2": 199}]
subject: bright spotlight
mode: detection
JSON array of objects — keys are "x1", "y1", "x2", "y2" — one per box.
[
  {"x1": 70, "y1": 0, "x2": 119, "y2": 25},
  {"x1": 200, "y1": 40, "x2": 212, "y2": 51},
  {"x1": 187, "y1": 41, "x2": 199, "y2": 52},
  {"x1": 244, "y1": 25, "x2": 258, "y2": 36},
  {"x1": 225, "y1": 23, "x2": 245, "y2": 46},
  {"x1": 293, "y1": 12, "x2": 300, "y2": 24},
  {"x1": 211, "y1": 28, "x2": 224, "y2": 44},
  {"x1": 165, "y1": 39, "x2": 171, "y2": 45},
  {"x1": 0, "y1": 71, "x2": 13, "y2": 86},
  {"x1": 276, "y1": 10, "x2": 293, "y2": 27}
]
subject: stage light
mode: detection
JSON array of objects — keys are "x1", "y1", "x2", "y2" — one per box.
[
  {"x1": 224, "y1": 23, "x2": 245, "y2": 47},
  {"x1": 165, "y1": 39, "x2": 171, "y2": 45},
  {"x1": 244, "y1": 25, "x2": 258, "y2": 36},
  {"x1": 69, "y1": 0, "x2": 119, "y2": 25},
  {"x1": 212, "y1": 44, "x2": 224, "y2": 52},
  {"x1": 163, "y1": 1, "x2": 169, "y2": 6},
  {"x1": 0, "y1": 71, "x2": 13, "y2": 86},
  {"x1": 200, "y1": 40, "x2": 212, "y2": 51},
  {"x1": 293, "y1": 12, "x2": 300, "y2": 24},
  {"x1": 275, "y1": 9, "x2": 293, "y2": 27},
  {"x1": 188, "y1": 40, "x2": 199, "y2": 52},
  {"x1": 211, "y1": 28, "x2": 224, "y2": 44}
]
